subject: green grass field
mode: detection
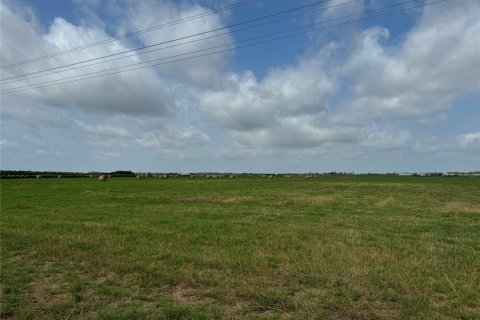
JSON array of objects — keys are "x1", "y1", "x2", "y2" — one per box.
[{"x1": 1, "y1": 176, "x2": 479, "y2": 319}]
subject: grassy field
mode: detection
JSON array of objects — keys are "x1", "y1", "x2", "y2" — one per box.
[{"x1": 1, "y1": 176, "x2": 479, "y2": 319}]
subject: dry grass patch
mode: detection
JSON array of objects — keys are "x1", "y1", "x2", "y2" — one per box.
[
  {"x1": 295, "y1": 195, "x2": 335, "y2": 206},
  {"x1": 257, "y1": 207, "x2": 284, "y2": 217},
  {"x1": 176, "y1": 195, "x2": 256, "y2": 204},
  {"x1": 275, "y1": 193, "x2": 335, "y2": 206},
  {"x1": 29, "y1": 274, "x2": 70, "y2": 306},
  {"x1": 169, "y1": 284, "x2": 216, "y2": 306},
  {"x1": 442, "y1": 201, "x2": 480, "y2": 214},
  {"x1": 218, "y1": 196, "x2": 256, "y2": 204},
  {"x1": 376, "y1": 196, "x2": 397, "y2": 207}
]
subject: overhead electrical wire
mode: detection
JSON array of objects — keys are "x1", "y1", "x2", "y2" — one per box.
[
  {"x1": 0, "y1": 0, "x2": 261, "y2": 69},
  {"x1": 1, "y1": 0, "x2": 449, "y2": 95},
  {"x1": 1, "y1": 0, "x2": 348, "y2": 82},
  {"x1": 1, "y1": 0, "x2": 448, "y2": 94},
  {"x1": 1, "y1": 0, "x2": 364, "y2": 84}
]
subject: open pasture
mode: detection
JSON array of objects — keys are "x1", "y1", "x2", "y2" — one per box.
[{"x1": 1, "y1": 176, "x2": 479, "y2": 319}]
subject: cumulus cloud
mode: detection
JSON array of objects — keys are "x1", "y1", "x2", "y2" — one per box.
[
  {"x1": 412, "y1": 131, "x2": 480, "y2": 158},
  {"x1": 453, "y1": 132, "x2": 480, "y2": 152},
  {"x1": 193, "y1": 0, "x2": 479, "y2": 159},
  {"x1": 0, "y1": 139, "x2": 17, "y2": 146},
  {"x1": 137, "y1": 126, "x2": 210, "y2": 149},
  {"x1": 344, "y1": 0, "x2": 480, "y2": 120},
  {"x1": 1, "y1": 0, "x2": 478, "y2": 172},
  {"x1": 111, "y1": 0, "x2": 233, "y2": 85},
  {"x1": 1, "y1": 0, "x2": 232, "y2": 115},
  {"x1": 197, "y1": 46, "x2": 337, "y2": 131},
  {"x1": 321, "y1": 0, "x2": 365, "y2": 20}
]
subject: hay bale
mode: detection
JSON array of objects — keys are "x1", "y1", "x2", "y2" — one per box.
[
  {"x1": 36, "y1": 175, "x2": 43, "y2": 179},
  {"x1": 98, "y1": 175, "x2": 108, "y2": 181}
]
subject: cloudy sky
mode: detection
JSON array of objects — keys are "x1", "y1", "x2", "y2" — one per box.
[{"x1": 1, "y1": 0, "x2": 479, "y2": 173}]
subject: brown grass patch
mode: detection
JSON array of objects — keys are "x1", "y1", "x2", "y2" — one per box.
[
  {"x1": 83, "y1": 190, "x2": 111, "y2": 197},
  {"x1": 222, "y1": 300, "x2": 250, "y2": 317},
  {"x1": 331, "y1": 306, "x2": 400, "y2": 320},
  {"x1": 176, "y1": 195, "x2": 256, "y2": 204},
  {"x1": 293, "y1": 195, "x2": 335, "y2": 206},
  {"x1": 11, "y1": 184, "x2": 30, "y2": 190},
  {"x1": 376, "y1": 196, "x2": 396, "y2": 207},
  {"x1": 219, "y1": 196, "x2": 256, "y2": 204},
  {"x1": 169, "y1": 284, "x2": 216, "y2": 306},
  {"x1": 30, "y1": 274, "x2": 70, "y2": 306},
  {"x1": 442, "y1": 202, "x2": 480, "y2": 214}
]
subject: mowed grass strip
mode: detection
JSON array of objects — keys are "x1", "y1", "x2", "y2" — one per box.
[{"x1": 1, "y1": 176, "x2": 479, "y2": 319}]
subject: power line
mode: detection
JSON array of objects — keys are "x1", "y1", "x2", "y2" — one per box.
[
  {"x1": 1, "y1": 0, "x2": 364, "y2": 84},
  {"x1": 1, "y1": 0, "x2": 449, "y2": 95},
  {"x1": 1, "y1": 0, "x2": 439, "y2": 88},
  {"x1": 1, "y1": 0, "x2": 341, "y2": 81},
  {"x1": 0, "y1": 0, "x2": 261, "y2": 69},
  {"x1": 1, "y1": 0, "x2": 448, "y2": 94}
]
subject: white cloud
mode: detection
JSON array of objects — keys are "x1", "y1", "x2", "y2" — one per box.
[
  {"x1": 344, "y1": 0, "x2": 480, "y2": 120},
  {"x1": 75, "y1": 121, "x2": 130, "y2": 138},
  {"x1": 197, "y1": 46, "x2": 337, "y2": 131},
  {"x1": 193, "y1": 0, "x2": 479, "y2": 157},
  {"x1": 0, "y1": 0, "x2": 478, "y2": 172},
  {"x1": 1, "y1": 0, "x2": 232, "y2": 116},
  {"x1": 0, "y1": 139, "x2": 17, "y2": 146},
  {"x1": 454, "y1": 132, "x2": 480, "y2": 151},
  {"x1": 113, "y1": 0, "x2": 233, "y2": 86},
  {"x1": 137, "y1": 126, "x2": 210, "y2": 149},
  {"x1": 321, "y1": 0, "x2": 365, "y2": 20},
  {"x1": 360, "y1": 126, "x2": 411, "y2": 149}
]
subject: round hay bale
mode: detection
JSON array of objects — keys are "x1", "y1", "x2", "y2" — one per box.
[{"x1": 98, "y1": 175, "x2": 108, "y2": 181}]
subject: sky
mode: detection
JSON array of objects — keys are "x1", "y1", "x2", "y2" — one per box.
[{"x1": 0, "y1": 0, "x2": 479, "y2": 173}]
